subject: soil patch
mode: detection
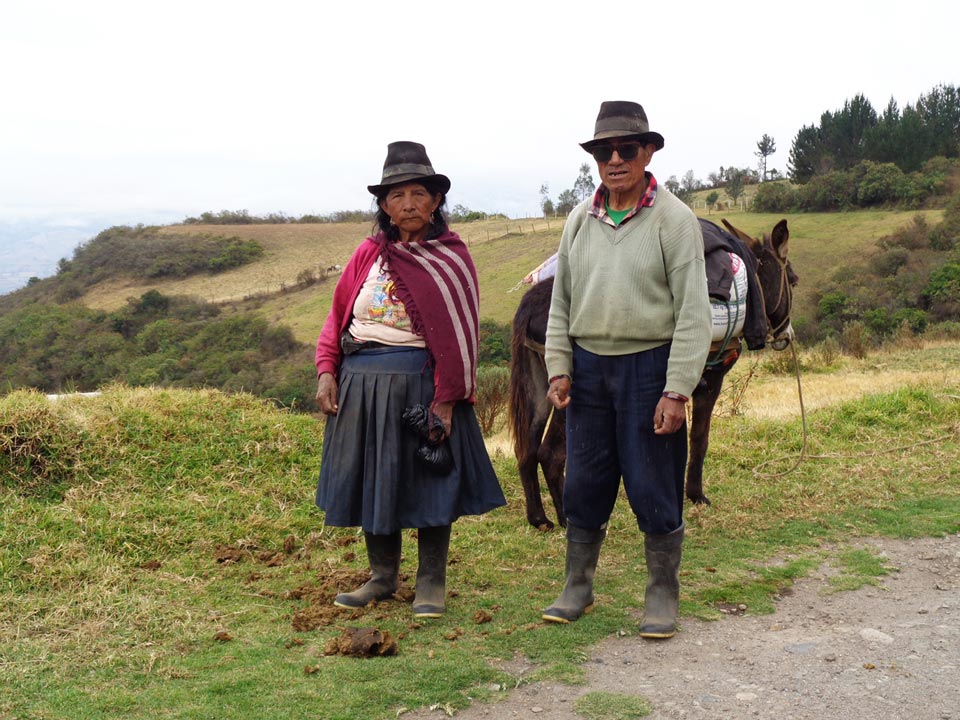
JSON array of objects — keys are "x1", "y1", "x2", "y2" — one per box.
[{"x1": 409, "y1": 534, "x2": 960, "y2": 720}]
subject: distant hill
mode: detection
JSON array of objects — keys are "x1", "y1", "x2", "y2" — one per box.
[
  {"x1": 3, "y1": 204, "x2": 956, "y2": 404},
  {"x1": 65, "y1": 209, "x2": 950, "y2": 343}
]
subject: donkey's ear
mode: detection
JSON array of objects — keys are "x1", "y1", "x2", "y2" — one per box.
[
  {"x1": 771, "y1": 219, "x2": 789, "y2": 261},
  {"x1": 721, "y1": 219, "x2": 761, "y2": 253}
]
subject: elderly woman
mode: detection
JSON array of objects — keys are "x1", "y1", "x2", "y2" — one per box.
[
  {"x1": 543, "y1": 102, "x2": 712, "y2": 638},
  {"x1": 314, "y1": 141, "x2": 505, "y2": 619}
]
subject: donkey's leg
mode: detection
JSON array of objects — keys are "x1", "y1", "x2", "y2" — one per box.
[
  {"x1": 520, "y1": 397, "x2": 554, "y2": 531},
  {"x1": 687, "y1": 366, "x2": 728, "y2": 506},
  {"x1": 538, "y1": 407, "x2": 567, "y2": 528}
]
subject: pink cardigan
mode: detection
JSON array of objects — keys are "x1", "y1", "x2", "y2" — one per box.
[{"x1": 315, "y1": 234, "x2": 480, "y2": 403}]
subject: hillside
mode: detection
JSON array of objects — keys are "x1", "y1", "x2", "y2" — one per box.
[
  {"x1": 3, "y1": 374, "x2": 959, "y2": 718},
  {"x1": 70, "y1": 209, "x2": 942, "y2": 345}
]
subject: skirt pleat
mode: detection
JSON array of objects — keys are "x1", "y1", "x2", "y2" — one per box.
[{"x1": 316, "y1": 347, "x2": 505, "y2": 534}]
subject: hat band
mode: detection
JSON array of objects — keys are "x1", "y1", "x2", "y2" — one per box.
[
  {"x1": 382, "y1": 162, "x2": 435, "y2": 180},
  {"x1": 594, "y1": 117, "x2": 649, "y2": 135}
]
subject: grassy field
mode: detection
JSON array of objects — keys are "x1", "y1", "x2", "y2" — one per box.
[
  {"x1": 3, "y1": 338, "x2": 960, "y2": 719},
  {"x1": 73, "y1": 208, "x2": 942, "y2": 346}
]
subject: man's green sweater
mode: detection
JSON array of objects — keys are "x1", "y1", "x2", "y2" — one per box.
[{"x1": 544, "y1": 189, "x2": 711, "y2": 398}]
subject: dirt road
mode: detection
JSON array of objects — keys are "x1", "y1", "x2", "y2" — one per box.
[{"x1": 409, "y1": 534, "x2": 960, "y2": 720}]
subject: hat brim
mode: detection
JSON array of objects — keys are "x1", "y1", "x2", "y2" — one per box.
[
  {"x1": 580, "y1": 131, "x2": 665, "y2": 152},
  {"x1": 368, "y1": 173, "x2": 451, "y2": 196}
]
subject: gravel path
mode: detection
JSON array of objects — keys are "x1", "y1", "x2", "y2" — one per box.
[{"x1": 409, "y1": 534, "x2": 960, "y2": 720}]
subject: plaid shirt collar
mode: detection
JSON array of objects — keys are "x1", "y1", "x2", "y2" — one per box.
[{"x1": 589, "y1": 172, "x2": 658, "y2": 227}]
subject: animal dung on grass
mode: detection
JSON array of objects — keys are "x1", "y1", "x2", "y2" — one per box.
[{"x1": 323, "y1": 627, "x2": 398, "y2": 658}]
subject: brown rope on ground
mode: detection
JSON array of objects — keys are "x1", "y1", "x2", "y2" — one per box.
[{"x1": 753, "y1": 342, "x2": 960, "y2": 477}]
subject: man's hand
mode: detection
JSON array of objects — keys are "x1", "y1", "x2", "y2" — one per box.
[
  {"x1": 316, "y1": 373, "x2": 338, "y2": 416},
  {"x1": 653, "y1": 396, "x2": 685, "y2": 434},
  {"x1": 547, "y1": 375, "x2": 572, "y2": 410}
]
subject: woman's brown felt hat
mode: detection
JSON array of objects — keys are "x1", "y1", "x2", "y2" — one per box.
[
  {"x1": 367, "y1": 141, "x2": 451, "y2": 196},
  {"x1": 579, "y1": 101, "x2": 665, "y2": 152}
]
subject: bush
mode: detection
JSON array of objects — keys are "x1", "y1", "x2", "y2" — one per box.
[
  {"x1": 855, "y1": 161, "x2": 904, "y2": 206},
  {"x1": 840, "y1": 320, "x2": 872, "y2": 359},
  {"x1": 752, "y1": 181, "x2": 797, "y2": 212},
  {"x1": 811, "y1": 336, "x2": 842, "y2": 368},
  {"x1": 474, "y1": 366, "x2": 510, "y2": 437},
  {"x1": 869, "y1": 247, "x2": 909, "y2": 277},
  {"x1": 0, "y1": 391, "x2": 86, "y2": 497},
  {"x1": 879, "y1": 215, "x2": 929, "y2": 251},
  {"x1": 478, "y1": 319, "x2": 511, "y2": 366},
  {"x1": 797, "y1": 170, "x2": 857, "y2": 210}
]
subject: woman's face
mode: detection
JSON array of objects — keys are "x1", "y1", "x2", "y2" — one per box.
[{"x1": 380, "y1": 182, "x2": 442, "y2": 242}]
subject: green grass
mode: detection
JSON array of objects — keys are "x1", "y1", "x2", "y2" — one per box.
[
  {"x1": 574, "y1": 691, "x2": 652, "y2": 719},
  {"x1": 2, "y1": 379, "x2": 960, "y2": 719}
]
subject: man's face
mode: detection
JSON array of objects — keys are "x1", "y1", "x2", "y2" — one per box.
[{"x1": 593, "y1": 141, "x2": 656, "y2": 195}]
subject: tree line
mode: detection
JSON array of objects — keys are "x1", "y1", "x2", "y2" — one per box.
[{"x1": 788, "y1": 84, "x2": 960, "y2": 182}]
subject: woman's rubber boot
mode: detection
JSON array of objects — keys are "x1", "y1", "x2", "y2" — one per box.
[
  {"x1": 333, "y1": 531, "x2": 402, "y2": 609},
  {"x1": 413, "y1": 525, "x2": 451, "y2": 619},
  {"x1": 639, "y1": 523, "x2": 684, "y2": 638},
  {"x1": 542, "y1": 524, "x2": 606, "y2": 623}
]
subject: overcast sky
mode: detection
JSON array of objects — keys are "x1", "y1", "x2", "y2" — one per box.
[{"x1": 1, "y1": 0, "x2": 957, "y2": 266}]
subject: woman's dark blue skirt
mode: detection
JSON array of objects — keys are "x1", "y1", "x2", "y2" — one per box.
[{"x1": 316, "y1": 347, "x2": 505, "y2": 534}]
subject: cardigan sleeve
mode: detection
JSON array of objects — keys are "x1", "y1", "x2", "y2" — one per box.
[{"x1": 314, "y1": 242, "x2": 377, "y2": 378}]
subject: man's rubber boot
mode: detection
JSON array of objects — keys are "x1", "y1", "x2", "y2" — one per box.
[
  {"x1": 412, "y1": 525, "x2": 451, "y2": 618},
  {"x1": 639, "y1": 523, "x2": 684, "y2": 638},
  {"x1": 542, "y1": 524, "x2": 606, "y2": 623},
  {"x1": 333, "y1": 531, "x2": 402, "y2": 608}
]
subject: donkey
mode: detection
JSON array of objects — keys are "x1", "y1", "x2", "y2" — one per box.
[{"x1": 508, "y1": 218, "x2": 797, "y2": 530}]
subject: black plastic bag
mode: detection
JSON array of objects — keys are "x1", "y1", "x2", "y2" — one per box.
[{"x1": 402, "y1": 404, "x2": 454, "y2": 474}]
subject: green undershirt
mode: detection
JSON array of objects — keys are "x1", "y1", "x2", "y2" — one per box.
[{"x1": 605, "y1": 202, "x2": 630, "y2": 225}]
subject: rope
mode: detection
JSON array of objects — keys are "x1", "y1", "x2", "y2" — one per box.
[
  {"x1": 752, "y1": 340, "x2": 808, "y2": 477},
  {"x1": 752, "y1": 344, "x2": 960, "y2": 477},
  {"x1": 706, "y1": 275, "x2": 743, "y2": 368}
]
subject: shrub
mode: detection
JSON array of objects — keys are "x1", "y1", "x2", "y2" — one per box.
[
  {"x1": 817, "y1": 290, "x2": 853, "y2": 321},
  {"x1": 811, "y1": 336, "x2": 842, "y2": 368},
  {"x1": 925, "y1": 320, "x2": 960, "y2": 340},
  {"x1": 478, "y1": 319, "x2": 511, "y2": 366},
  {"x1": 840, "y1": 320, "x2": 872, "y2": 359},
  {"x1": 869, "y1": 247, "x2": 909, "y2": 277},
  {"x1": 797, "y1": 170, "x2": 857, "y2": 210},
  {"x1": 855, "y1": 161, "x2": 904, "y2": 206},
  {"x1": 0, "y1": 391, "x2": 86, "y2": 497},
  {"x1": 879, "y1": 214, "x2": 929, "y2": 251},
  {"x1": 474, "y1": 366, "x2": 510, "y2": 437},
  {"x1": 752, "y1": 181, "x2": 796, "y2": 212}
]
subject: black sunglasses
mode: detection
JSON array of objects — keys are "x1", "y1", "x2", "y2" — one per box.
[{"x1": 590, "y1": 142, "x2": 643, "y2": 163}]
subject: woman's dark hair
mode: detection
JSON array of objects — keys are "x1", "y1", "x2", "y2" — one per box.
[{"x1": 373, "y1": 180, "x2": 449, "y2": 241}]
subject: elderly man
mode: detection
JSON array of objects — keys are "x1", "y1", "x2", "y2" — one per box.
[{"x1": 542, "y1": 101, "x2": 711, "y2": 638}]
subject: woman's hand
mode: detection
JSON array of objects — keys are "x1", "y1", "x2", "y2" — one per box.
[
  {"x1": 316, "y1": 373, "x2": 338, "y2": 416},
  {"x1": 547, "y1": 375, "x2": 571, "y2": 410},
  {"x1": 432, "y1": 401, "x2": 454, "y2": 438},
  {"x1": 653, "y1": 396, "x2": 685, "y2": 434}
]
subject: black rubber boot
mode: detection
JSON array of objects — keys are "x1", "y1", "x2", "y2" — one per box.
[
  {"x1": 542, "y1": 524, "x2": 606, "y2": 623},
  {"x1": 639, "y1": 523, "x2": 684, "y2": 638},
  {"x1": 413, "y1": 525, "x2": 452, "y2": 618},
  {"x1": 333, "y1": 531, "x2": 401, "y2": 609}
]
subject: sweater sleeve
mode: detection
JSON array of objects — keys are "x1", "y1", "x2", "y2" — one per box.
[
  {"x1": 661, "y1": 210, "x2": 712, "y2": 397},
  {"x1": 544, "y1": 204, "x2": 590, "y2": 379},
  {"x1": 314, "y1": 242, "x2": 375, "y2": 378}
]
